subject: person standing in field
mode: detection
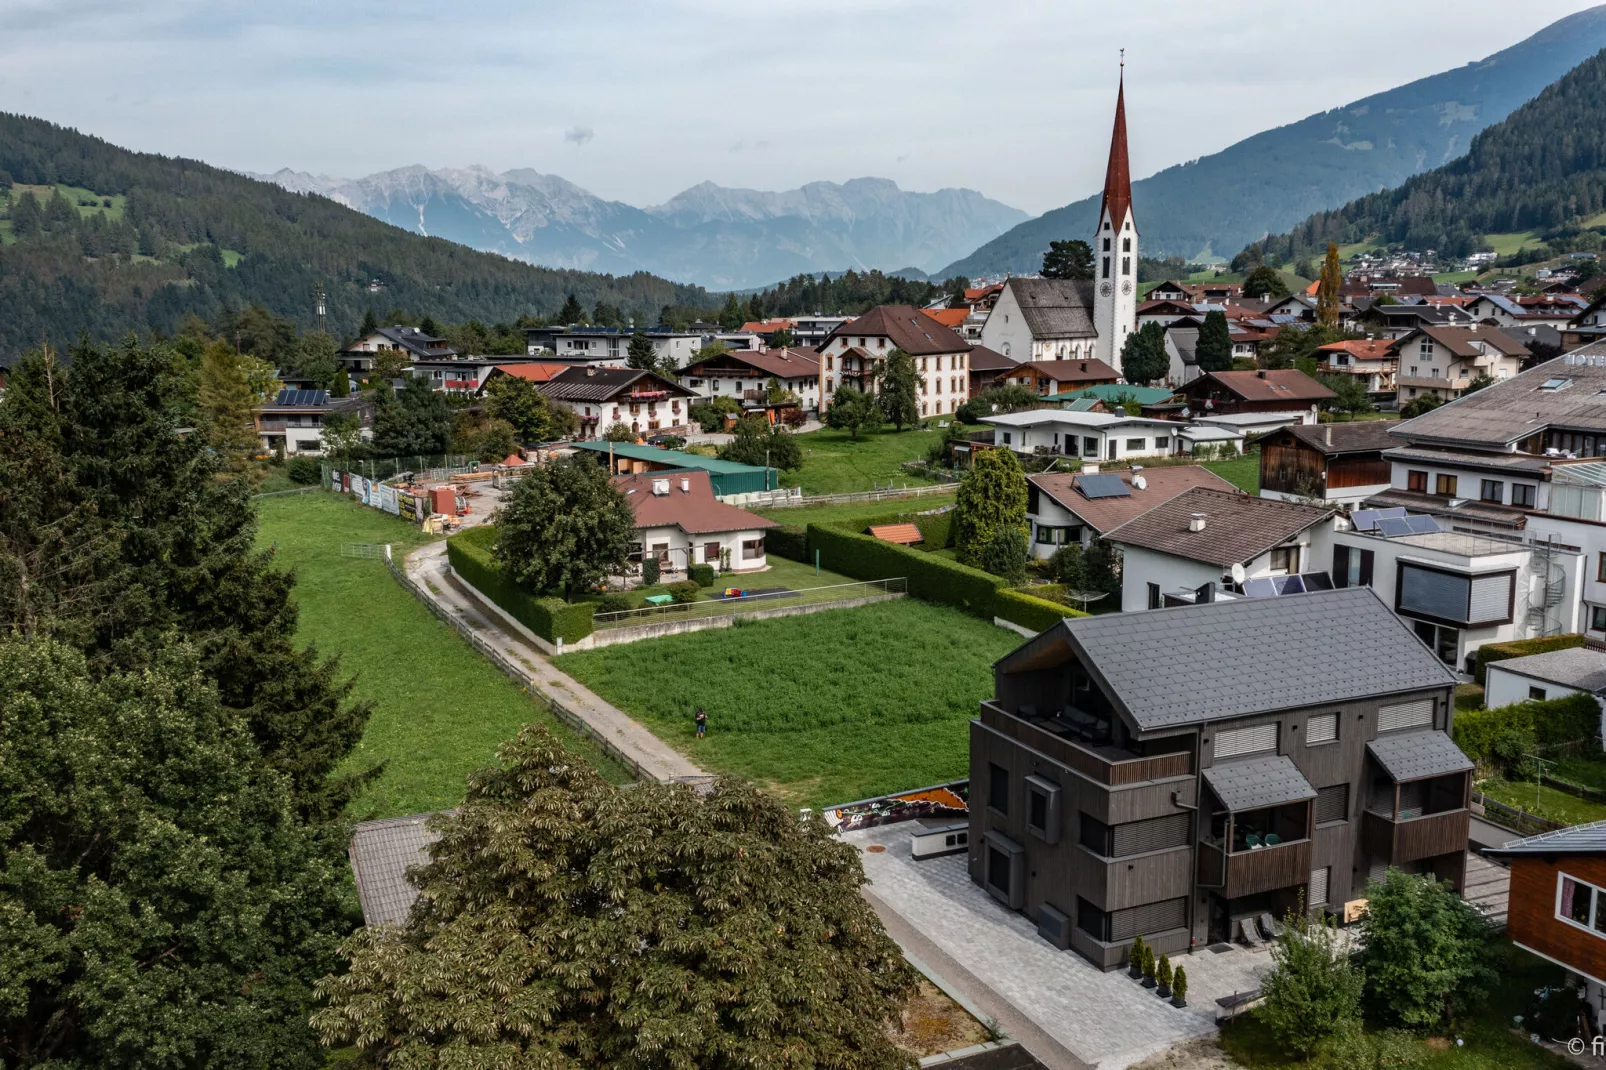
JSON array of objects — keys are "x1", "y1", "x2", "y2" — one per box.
[{"x1": 694, "y1": 707, "x2": 707, "y2": 740}]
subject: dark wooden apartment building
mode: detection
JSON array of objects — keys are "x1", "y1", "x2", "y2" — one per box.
[{"x1": 969, "y1": 587, "x2": 1468, "y2": 969}]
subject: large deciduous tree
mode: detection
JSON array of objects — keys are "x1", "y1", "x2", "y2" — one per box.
[
  {"x1": 1242, "y1": 265, "x2": 1290, "y2": 299},
  {"x1": 0, "y1": 637, "x2": 351, "y2": 1070},
  {"x1": 493, "y1": 458, "x2": 635, "y2": 599},
  {"x1": 1358, "y1": 870, "x2": 1495, "y2": 1028},
  {"x1": 313, "y1": 726, "x2": 920, "y2": 1069},
  {"x1": 825, "y1": 386, "x2": 883, "y2": 440},
  {"x1": 877, "y1": 348, "x2": 921, "y2": 429},
  {"x1": 719, "y1": 414, "x2": 801, "y2": 471},
  {"x1": 483, "y1": 373, "x2": 578, "y2": 443},
  {"x1": 1194, "y1": 310, "x2": 1233, "y2": 374},
  {"x1": 1120, "y1": 321, "x2": 1169, "y2": 385},
  {"x1": 954, "y1": 447, "x2": 1027, "y2": 567},
  {"x1": 1041, "y1": 239, "x2": 1094, "y2": 280},
  {"x1": 371, "y1": 376, "x2": 452, "y2": 457},
  {"x1": 1258, "y1": 904, "x2": 1364, "y2": 1058},
  {"x1": 1317, "y1": 242, "x2": 1343, "y2": 328}
]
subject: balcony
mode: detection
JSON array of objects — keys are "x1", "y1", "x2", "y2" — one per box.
[
  {"x1": 978, "y1": 700, "x2": 1192, "y2": 786},
  {"x1": 1396, "y1": 375, "x2": 1470, "y2": 391},
  {"x1": 1363, "y1": 808, "x2": 1469, "y2": 865},
  {"x1": 1197, "y1": 837, "x2": 1313, "y2": 899}
]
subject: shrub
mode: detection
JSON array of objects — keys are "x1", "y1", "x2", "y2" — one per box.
[
  {"x1": 1451, "y1": 691, "x2": 1601, "y2": 763},
  {"x1": 766, "y1": 526, "x2": 809, "y2": 562},
  {"x1": 1171, "y1": 967, "x2": 1187, "y2": 1003},
  {"x1": 980, "y1": 527, "x2": 1029, "y2": 584},
  {"x1": 688, "y1": 563, "x2": 716, "y2": 587},
  {"x1": 287, "y1": 456, "x2": 321, "y2": 484},
  {"x1": 1128, "y1": 935, "x2": 1146, "y2": 974},
  {"x1": 1473, "y1": 633, "x2": 1584, "y2": 683},
  {"x1": 1156, "y1": 956, "x2": 1173, "y2": 990},
  {"x1": 1048, "y1": 543, "x2": 1086, "y2": 587},
  {"x1": 597, "y1": 593, "x2": 632, "y2": 614},
  {"x1": 994, "y1": 589, "x2": 1087, "y2": 633},
  {"x1": 1359, "y1": 869, "x2": 1494, "y2": 1029},
  {"x1": 447, "y1": 527, "x2": 595, "y2": 644},
  {"x1": 808, "y1": 523, "x2": 1002, "y2": 618},
  {"x1": 641, "y1": 558, "x2": 660, "y2": 586},
  {"x1": 914, "y1": 511, "x2": 952, "y2": 550},
  {"x1": 1259, "y1": 905, "x2": 1363, "y2": 1059},
  {"x1": 667, "y1": 580, "x2": 701, "y2": 604}
]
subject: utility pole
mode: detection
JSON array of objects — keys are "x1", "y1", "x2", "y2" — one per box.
[{"x1": 315, "y1": 285, "x2": 327, "y2": 334}]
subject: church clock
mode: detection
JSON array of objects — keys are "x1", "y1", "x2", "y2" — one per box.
[
  {"x1": 1121, "y1": 279, "x2": 1133, "y2": 295},
  {"x1": 1098, "y1": 281, "x2": 1113, "y2": 297}
]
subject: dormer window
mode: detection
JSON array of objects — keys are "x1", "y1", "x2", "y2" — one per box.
[{"x1": 1541, "y1": 377, "x2": 1573, "y2": 392}]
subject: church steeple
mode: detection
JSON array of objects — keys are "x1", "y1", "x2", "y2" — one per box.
[
  {"x1": 1091, "y1": 58, "x2": 1138, "y2": 369},
  {"x1": 1097, "y1": 61, "x2": 1133, "y2": 236}
]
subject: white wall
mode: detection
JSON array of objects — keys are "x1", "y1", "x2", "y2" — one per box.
[
  {"x1": 1116, "y1": 547, "x2": 1222, "y2": 611},
  {"x1": 992, "y1": 419, "x2": 1180, "y2": 460},
  {"x1": 635, "y1": 524, "x2": 770, "y2": 573},
  {"x1": 1485, "y1": 664, "x2": 1588, "y2": 710}
]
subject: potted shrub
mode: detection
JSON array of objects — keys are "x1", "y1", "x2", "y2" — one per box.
[
  {"x1": 1141, "y1": 947, "x2": 1157, "y2": 989},
  {"x1": 1171, "y1": 967, "x2": 1188, "y2": 1009},
  {"x1": 1128, "y1": 935, "x2": 1146, "y2": 980},
  {"x1": 1156, "y1": 955, "x2": 1173, "y2": 999}
]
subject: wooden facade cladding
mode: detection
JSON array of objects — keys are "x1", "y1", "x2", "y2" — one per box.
[
  {"x1": 1508, "y1": 855, "x2": 1606, "y2": 986},
  {"x1": 1198, "y1": 838, "x2": 1313, "y2": 899},
  {"x1": 1362, "y1": 809, "x2": 1471, "y2": 867},
  {"x1": 1082, "y1": 846, "x2": 1194, "y2": 913},
  {"x1": 1260, "y1": 434, "x2": 1390, "y2": 496},
  {"x1": 978, "y1": 701, "x2": 1192, "y2": 786}
]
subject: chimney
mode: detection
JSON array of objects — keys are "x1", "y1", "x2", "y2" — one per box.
[
  {"x1": 679, "y1": 477, "x2": 690, "y2": 493},
  {"x1": 1188, "y1": 513, "x2": 1208, "y2": 533},
  {"x1": 651, "y1": 479, "x2": 670, "y2": 496},
  {"x1": 586, "y1": 367, "x2": 597, "y2": 376},
  {"x1": 1257, "y1": 369, "x2": 1267, "y2": 379},
  {"x1": 1324, "y1": 425, "x2": 1332, "y2": 446}
]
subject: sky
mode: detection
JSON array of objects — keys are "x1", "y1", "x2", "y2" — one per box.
[{"x1": 2, "y1": 0, "x2": 1601, "y2": 216}]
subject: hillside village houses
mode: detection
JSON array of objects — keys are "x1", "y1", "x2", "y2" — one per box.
[
  {"x1": 678, "y1": 347, "x2": 820, "y2": 413},
  {"x1": 1025, "y1": 465, "x2": 1236, "y2": 557},
  {"x1": 254, "y1": 387, "x2": 371, "y2": 457},
  {"x1": 1392, "y1": 324, "x2": 1529, "y2": 406},
  {"x1": 339, "y1": 324, "x2": 455, "y2": 378},
  {"x1": 815, "y1": 304, "x2": 972, "y2": 417},
  {"x1": 614, "y1": 469, "x2": 778, "y2": 574},
  {"x1": 534, "y1": 366, "x2": 696, "y2": 439}
]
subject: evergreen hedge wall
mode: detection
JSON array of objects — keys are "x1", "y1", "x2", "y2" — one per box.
[
  {"x1": 1473, "y1": 634, "x2": 1585, "y2": 684},
  {"x1": 994, "y1": 589, "x2": 1089, "y2": 632},
  {"x1": 446, "y1": 526, "x2": 595, "y2": 644},
  {"x1": 1452, "y1": 692, "x2": 1602, "y2": 762}
]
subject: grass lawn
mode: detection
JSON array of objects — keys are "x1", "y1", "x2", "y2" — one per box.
[
  {"x1": 1202, "y1": 450, "x2": 1261, "y2": 494},
  {"x1": 1220, "y1": 942, "x2": 1575, "y2": 1069},
  {"x1": 554, "y1": 600, "x2": 1020, "y2": 809},
  {"x1": 256, "y1": 493, "x2": 630, "y2": 819},
  {"x1": 785, "y1": 424, "x2": 965, "y2": 495},
  {"x1": 754, "y1": 492, "x2": 957, "y2": 530},
  {"x1": 1482, "y1": 229, "x2": 1545, "y2": 259},
  {"x1": 1552, "y1": 754, "x2": 1606, "y2": 793},
  {"x1": 1479, "y1": 777, "x2": 1606, "y2": 826},
  {"x1": 596, "y1": 556, "x2": 865, "y2": 622}
]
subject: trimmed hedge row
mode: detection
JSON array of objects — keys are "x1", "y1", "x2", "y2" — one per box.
[
  {"x1": 914, "y1": 511, "x2": 953, "y2": 549},
  {"x1": 1452, "y1": 691, "x2": 1602, "y2": 762},
  {"x1": 1473, "y1": 634, "x2": 1584, "y2": 684},
  {"x1": 806, "y1": 522, "x2": 1086, "y2": 631},
  {"x1": 446, "y1": 526, "x2": 595, "y2": 644},
  {"x1": 767, "y1": 526, "x2": 810, "y2": 562}
]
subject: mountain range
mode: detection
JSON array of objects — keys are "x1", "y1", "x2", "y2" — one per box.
[
  {"x1": 252, "y1": 168, "x2": 1027, "y2": 291},
  {"x1": 940, "y1": 6, "x2": 1606, "y2": 279}
]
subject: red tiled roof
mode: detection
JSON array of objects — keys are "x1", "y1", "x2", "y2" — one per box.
[
  {"x1": 488, "y1": 362, "x2": 568, "y2": 383},
  {"x1": 1030, "y1": 466, "x2": 1237, "y2": 535},
  {"x1": 1318, "y1": 339, "x2": 1394, "y2": 361},
  {"x1": 739, "y1": 319, "x2": 797, "y2": 334},
  {"x1": 922, "y1": 308, "x2": 969, "y2": 329},
  {"x1": 613, "y1": 469, "x2": 778, "y2": 536},
  {"x1": 869, "y1": 523, "x2": 923, "y2": 545}
]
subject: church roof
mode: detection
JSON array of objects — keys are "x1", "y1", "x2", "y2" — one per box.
[
  {"x1": 1004, "y1": 277, "x2": 1097, "y2": 339},
  {"x1": 1098, "y1": 71, "x2": 1134, "y2": 233}
]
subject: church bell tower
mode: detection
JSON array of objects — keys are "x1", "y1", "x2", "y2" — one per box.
[{"x1": 1092, "y1": 61, "x2": 1137, "y2": 367}]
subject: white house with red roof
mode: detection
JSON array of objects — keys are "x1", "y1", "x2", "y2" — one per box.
[{"x1": 615, "y1": 469, "x2": 778, "y2": 574}]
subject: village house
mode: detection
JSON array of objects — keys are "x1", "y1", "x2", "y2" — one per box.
[
  {"x1": 816, "y1": 305, "x2": 971, "y2": 417},
  {"x1": 1176, "y1": 369, "x2": 1334, "y2": 422},
  {"x1": 1316, "y1": 338, "x2": 1398, "y2": 393},
  {"x1": 1005, "y1": 358, "x2": 1122, "y2": 397},
  {"x1": 254, "y1": 388, "x2": 371, "y2": 457},
  {"x1": 475, "y1": 362, "x2": 569, "y2": 395},
  {"x1": 677, "y1": 347, "x2": 821, "y2": 413},
  {"x1": 1483, "y1": 647, "x2": 1606, "y2": 720},
  {"x1": 1258, "y1": 422, "x2": 1397, "y2": 505},
  {"x1": 971, "y1": 587, "x2": 1465, "y2": 968},
  {"x1": 981, "y1": 409, "x2": 1185, "y2": 463},
  {"x1": 965, "y1": 344, "x2": 1019, "y2": 397},
  {"x1": 615, "y1": 469, "x2": 778, "y2": 574},
  {"x1": 339, "y1": 325, "x2": 456, "y2": 378},
  {"x1": 1025, "y1": 465, "x2": 1236, "y2": 558},
  {"x1": 1392, "y1": 324, "x2": 1530, "y2": 406},
  {"x1": 1463, "y1": 292, "x2": 1587, "y2": 330},
  {"x1": 535, "y1": 366, "x2": 696, "y2": 439},
  {"x1": 1102, "y1": 486, "x2": 1336, "y2": 611},
  {"x1": 978, "y1": 277, "x2": 1099, "y2": 364},
  {"x1": 410, "y1": 355, "x2": 561, "y2": 395}
]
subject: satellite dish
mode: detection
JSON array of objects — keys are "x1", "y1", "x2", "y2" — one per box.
[
  {"x1": 1133, "y1": 475, "x2": 1147, "y2": 491},
  {"x1": 1231, "y1": 563, "x2": 1247, "y2": 586},
  {"x1": 1179, "y1": 407, "x2": 1192, "y2": 418}
]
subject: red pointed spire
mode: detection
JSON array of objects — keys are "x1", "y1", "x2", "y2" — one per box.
[{"x1": 1098, "y1": 66, "x2": 1133, "y2": 234}]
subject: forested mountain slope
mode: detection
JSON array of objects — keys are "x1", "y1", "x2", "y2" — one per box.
[{"x1": 0, "y1": 113, "x2": 713, "y2": 359}]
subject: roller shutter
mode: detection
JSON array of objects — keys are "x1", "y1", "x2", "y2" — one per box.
[
  {"x1": 1378, "y1": 698, "x2": 1434, "y2": 733},
  {"x1": 1307, "y1": 713, "x2": 1338, "y2": 744},
  {"x1": 1310, "y1": 867, "x2": 1331, "y2": 906},
  {"x1": 1111, "y1": 813, "x2": 1191, "y2": 857},
  {"x1": 1468, "y1": 573, "x2": 1512, "y2": 624},
  {"x1": 1111, "y1": 897, "x2": 1187, "y2": 940},
  {"x1": 1316, "y1": 784, "x2": 1349, "y2": 825},
  {"x1": 1399, "y1": 565, "x2": 1470, "y2": 621},
  {"x1": 1215, "y1": 722, "x2": 1279, "y2": 758}
]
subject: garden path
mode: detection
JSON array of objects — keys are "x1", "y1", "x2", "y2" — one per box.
[{"x1": 400, "y1": 541, "x2": 708, "y2": 784}]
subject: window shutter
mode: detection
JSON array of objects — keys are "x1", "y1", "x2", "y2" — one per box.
[
  {"x1": 1307, "y1": 713, "x2": 1338, "y2": 744},
  {"x1": 1110, "y1": 897, "x2": 1187, "y2": 940},
  {"x1": 1468, "y1": 574, "x2": 1512, "y2": 624},
  {"x1": 1316, "y1": 784, "x2": 1349, "y2": 824},
  {"x1": 1399, "y1": 565, "x2": 1471, "y2": 621},
  {"x1": 1111, "y1": 813, "x2": 1191, "y2": 857},
  {"x1": 1214, "y1": 722, "x2": 1280, "y2": 758},
  {"x1": 1310, "y1": 867, "x2": 1331, "y2": 906},
  {"x1": 1333, "y1": 545, "x2": 1351, "y2": 589},
  {"x1": 1378, "y1": 698, "x2": 1434, "y2": 733}
]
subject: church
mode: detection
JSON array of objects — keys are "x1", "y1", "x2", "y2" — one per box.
[{"x1": 978, "y1": 71, "x2": 1137, "y2": 370}]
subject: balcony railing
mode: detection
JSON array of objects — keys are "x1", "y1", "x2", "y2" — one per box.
[
  {"x1": 1197, "y1": 837, "x2": 1313, "y2": 899},
  {"x1": 1362, "y1": 808, "x2": 1469, "y2": 866},
  {"x1": 978, "y1": 701, "x2": 1192, "y2": 786},
  {"x1": 1396, "y1": 375, "x2": 1469, "y2": 391}
]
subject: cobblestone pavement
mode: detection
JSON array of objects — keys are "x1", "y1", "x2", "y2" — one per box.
[{"x1": 843, "y1": 824, "x2": 1269, "y2": 1070}]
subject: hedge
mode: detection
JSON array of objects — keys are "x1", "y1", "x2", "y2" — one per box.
[
  {"x1": 994, "y1": 588, "x2": 1089, "y2": 632},
  {"x1": 446, "y1": 526, "x2": 595, "y2": 644},
  {"x1": 766, "y1": 526, "x2": 810, "y2": 562},
  {"x1": 1452, "y1": 691, "x2": 1602, "y2": 762},
  {"x1": 689, "y1": 563, "x2": 716, "y2": 587},
  {"x1": 1473, "y1": 634, "x2": 1585, "y2": 684},
  {"x1": 914, "y1": 511, "x2": 953, "y2": 550},
  {"x1": 808, "y1": 523, "x2": 1001, "y2": 618}
]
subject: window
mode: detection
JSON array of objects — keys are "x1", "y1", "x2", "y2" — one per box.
[
  {"x1": 1122, "y1": 237, "x2": 1131, "y2": 252},
  {"x1": 1307, "y1": 713, "x2": 1339, "y2": 745},
  {"x1": 1512, "y1": 483, "x2": 1536, "y2": 508},
  {"x1": 741, "y1": 538, "x2": 764, "y2": 561},
  {"x1": 1001, "y1": 432, "x2": 1012, "y2": 445},
  {"x1": 1379, "y1": 698, "x2": 1435, "y2": 733},
  {"x1": 1557, "y1": 874, "x2": 1606, "y2": 938},
  {"x1": 1529, "y1": 685, "x2": 1548, "y2": 701},
  {"x1": 1147, "y1": 582, "x2": 1161, "y2": 610},
  {"x1": 1269, "y1": 545, "x2": 1298, "y2": 574},
  {"x1": 1310, "y1": 867, "x2": 1331, "y2": 907},
  {"x1": 1480, "y1": 479, "x2": 1504, "y2": 503},
  {"x1": 1598, "y1": 553, "x2": 1606, "y2": 584},
  {"x1": 826, "y1": 354, "x2": 833, "y2": 370},
  {"x1": 1333, "y1": 545, "x2": 1374, "y2": 588},
  {"x1": 1154, "y1": 437, "x2": 1170, "y2": 451},
  {"x1": 1103, "y1": 237, "x2": 1111, "y2": 252},
  {"x1": 1407, "y1": 470, "x2": 1428, "y2": 493},
  {"x1": 1125, "y1": 438, "x2": 1146, "y2": 451},
  {"x1": 1214, "y1": 722, "x2": 1279, "y2": 758},
  {"x1": 1079, "y1": 812, "x2": 1111, "y2": 855},
  {"x1": 1083, "y1": 436, "x2": 1099, "y2": 458},
  {"x1": 1025, "y1": 776, "x2": 1061, "y2": 843},
  {"x1": 985, "y1": 834, "x2": 1023, "y2": 909},
  {"x1": 1102, "y1": 256, "x2": 1111, "y2": 279},
  {"x1": 1076, "y1": 897, "x2": 1110, "y2": 940},
  {"x1": 1122, "y1": 257, "x2": 1131, "y2": 276},
  {"x1": 1434, "y1": 474, "x2": 1458, "y2": 497},
  {"x1": 1412, "y1": 619, "x2": 1458, "y2": 664},
  {"x1": 1315, "y1": 784, "x2": 1349, "y2": 825},
  {"x1": 988, "y1": 763, "x2": 1009, "y2": 814}
]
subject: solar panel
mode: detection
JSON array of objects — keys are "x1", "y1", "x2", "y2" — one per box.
[
  {"x1": 1376, "y1": 507, "x2": 1408, "y2": 519},
  {"x1": 1300, "y1": 572, "x2": 1335, "y2": 591},
  {"x1": 1275, "y1": 575, "x2": 1307, "y2": 595},
  {"x1": 1351, "y1": 509, "x2": 1379, "y2": 532},
  {"x1": 1406, "y1": 515, "x2": 1442, "y2": 535},
  {"x1": 1244, "y1": 577, "x2": 1279, "y2": 599},
  {"x1": 1377, "y1": 517, "x2": 1414, "y2": 538},
  {"x1": 1074, "y1": 473, "x2": 1132, "y2": 499}
]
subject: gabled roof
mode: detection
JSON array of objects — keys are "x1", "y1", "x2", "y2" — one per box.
[
  {"x1": 538, "y1": 366, "x2": 695, "y2": 403},
  {"x1": 1029, "y1": 465, "x2": 1236, "y2": 535},
  {"x1": 1045, "y1": 383, "x2": 1175, "y2": 405},
  {"x1": 684, "y1": 347, "x2": 819, "y2": 379},
  {"x1": 1318, "y1": 339, "x2": 1396, "y2": 361},
  {"x1": 995, "y1": 588, "x2": 1456, "y2": 733},
  {"x1": 1392, "y1": 342, "x2": 1606, "y2": 447},
  {"x1": 739, "y1": 318, "x2": 797, "y2": 334},
  {"x1": 1009, "y1": 357, "x2": 1119, "y2": 384},
  {"x1": 1181, "y1": 370, "x2": 1335, "y2": 403},
  {"x1": 349, "y1": 325, "x2": 456, "y2": 358},
  {"x1": 922, "y1": 308, "x2": 970, "y2": 330},
  {"x1": 1367, "y1": 732, "x2": 1473, "y2": 783},
  {"x1": 1270, "y1": 421, "x2": 1402, "y2": 455},
  {"x1": 824, "y1": 305, "x2": 969, "y2": 356},
  {"x1": 1204, "y1": 755, "x2": 1317, "y2": 812},
  {"x1": 1393, "y1": 325, "x2": 1529, "y2": 359},
  {"x1": 485, "y1": 362, "x2": 568, "y2": 383},
  {"x1": 869, "y1": 523, "x2": 922, "y2": 545},
  {"x1": 614, "y1": 469, "x2": 777, "y2": 535},
  {"x1": 1484, "y1": 647, "x2": 1606, "y2": 693},
  {"x1": 1002, "y1": 277, "x2": 1097, "y2": 339},
  {"x1": 966, "y1": 344, "x2": 1018, "y2": 372},
  {"x1": 1103, "y1": 486, "x2": 1334, "y2": 567}
]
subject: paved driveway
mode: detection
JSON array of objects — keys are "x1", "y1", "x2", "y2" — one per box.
[{"x1": 844, "y1": 824, "x2": 1269, "y2": 1070}]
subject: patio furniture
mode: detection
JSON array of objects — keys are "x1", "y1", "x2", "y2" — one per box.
[
  {"x1": 1244, "y1": 833, "x2": 1262, "y2": 849},
  {"x1": 1263, "y1": 833, "x2": 1281, "y2": 846},
  {"x1": 1258, "y1": 913, "x2": 1283, "y2": 940},
  {"x1": 643, "y1": 594, "x2": 674, "y2": 606}
]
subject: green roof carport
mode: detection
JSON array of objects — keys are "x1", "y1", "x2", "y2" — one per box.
[
  {"x1": 570, "y1": 441, "x2": 778, "y2": 496},
  {"x1": 1044, "y1": 384, "x2": 1177, "y2": 406}
]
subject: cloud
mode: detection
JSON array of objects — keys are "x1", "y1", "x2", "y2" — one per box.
[{"x1": 564, "y1": 125, "x2": 594, "y2": 147}]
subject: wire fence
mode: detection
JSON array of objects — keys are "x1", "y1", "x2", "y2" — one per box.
[
  {"x1": 322, "y1": 453, "x2": 478, "y2": 486},
  {"x1": 592, "y1": 577, "x2": 907, "y2": 630},
  {"x1": 758, "y1": 483, "x2": 959, "y2": 510}
]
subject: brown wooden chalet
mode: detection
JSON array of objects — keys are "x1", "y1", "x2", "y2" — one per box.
[{"x1": 1258, "y1": 421, "x2": 1399, "y2": 505}]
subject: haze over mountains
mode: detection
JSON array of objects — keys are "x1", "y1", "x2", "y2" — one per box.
[
  {"x1": 943, "y1": 6, "x2": 1606, "y2": 279},
  {"x1": 253, "y1": 167, "x2": 1027, "y2": 291}
]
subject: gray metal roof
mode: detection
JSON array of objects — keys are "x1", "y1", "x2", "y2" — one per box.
[
  {"x1": 1002, "y1": 587, "x2": 1458, "y2": 733},
  {"x1": 1486, "y1": 647, "x2": 1606, "y2": 693},
  {"x1": 1366, "y1": 731, "x2": 1473, "y2": 783},
  {"x1": 349, "y1": 812, "x2": 445, "y2": 926},
  {"x1": 1487, "y1": 818, "x2": 1606, "y2": 857},
  {"x1": 1392, "y1": 342, "x2": 1606, "y2": 447},
  {"x1": 1204, "y1": 755, "x2": 1316, "y2": 812}
]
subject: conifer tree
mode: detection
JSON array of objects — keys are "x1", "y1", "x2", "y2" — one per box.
[
  {"x1": 954, "y1": 447, "x2": 1027, "y2": 567},
  {"x1": 1195, "y1": 310, "x2": 1233, "y2": 373},
  {"x1": 199, "y1": 341, "x2": 262, "y2": 473},
  {"x1": 1317, "y1": 242, "x2": 1343, "y2": 327},
  {"x1": 877, "y1": 348, "x2": 921, "y2": 429}
]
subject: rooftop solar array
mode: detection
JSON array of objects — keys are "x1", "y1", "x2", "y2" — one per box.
[
  {"x1": 1350, "y1": 507, "x2": 1407, "y2": 532},
  {"x1": 273, "y1": 388, "x2": 329, "y2": 406},
  {"x1": 1375, "y1": 514, "x2": 1443, "y2": 538},
  {"x1": 1073, "y1": 473, "x2": 1131, "y2": 500},
  {"x1": 1243, "y1": 571, "x2": 1336, "y2": 599}
]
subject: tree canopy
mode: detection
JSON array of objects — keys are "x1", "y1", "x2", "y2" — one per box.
[
  {"x1": 1041, "y1": 239, "x2": 1094, "y2": 280},
  {"x1": 824, "y1": 387, "x2": 883, "y2": 440},
  {"x1": 719, "y1": 415, "x2": 801, "y2": 471},
  {"x1": 483, "y1": 373, "x2": 579, "y2": 443},
  {"x1": 1358, "y1": 870, "x2": 1495, "y2": 1028},
  {"x1": 1194, "y1": 310, "x2": 1233, "y2": 374},
  {"x1": 877, "y1": 349, "x2": 920, "y2": 430},
  {"x1": 1119, "y1": 321, "x2": 1169, "y2": 385},
  {"x1": 954, "y1": 447, "x2": 1027, "y2": 567},
  {"x1": 313, "y1": 726, "x2": 920, "y2": 1069},
  {"x1": 1317, "y1": 243, "x2": 1342, "y2": 327},
  {"x1": 1242, "y1": 265, "x2": 1290, "y2": 299},
  {"x1": 493, "y1": 458, "x2": 635, "y2": 599},
  {"x1": 372, "y1": 377, "x2": 452, "y2": 457}
]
